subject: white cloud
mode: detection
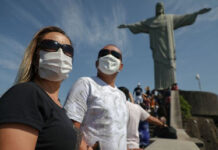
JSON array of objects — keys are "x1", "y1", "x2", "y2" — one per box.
[
  {"x1": 165, "y1": 0, "x2": 200, "y2": 13},
  {"x1": 58, "y1": 0, "x2": 130, "y2": 54},
  {"x1": 0, "y1": 35, "x2": 24, "y2": 55},
  {"x1": 0, "y1": 35, "x2": 25, "y2": 70},
  {"x1": 162, "y1": 0, "x2": 217, "y2": 38},
  {"x1": 5, "y1": 0, "x2": 43, "y2": 28},
  {"x1": 205, "y1": 7, "x2": 218, "y2": 22},
  {"x1": 38, "y1": 0, "x2": 59, "y2": 15},
  {"x1": 59, "y1": 1, "x2": 90, "y2": 48},
  {"x1": 164, "y1": 0, "x2": 216, "y2": 22},
  {"x1": 0, "y1": 59, "x2": 18, "y2": 70}
]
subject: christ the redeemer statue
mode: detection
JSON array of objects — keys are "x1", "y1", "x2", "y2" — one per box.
[{"x1": 118, "y1": 2, "x2": 211, "y2": 90}]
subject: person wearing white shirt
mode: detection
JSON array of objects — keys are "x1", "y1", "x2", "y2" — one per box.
[{"x1": 64, "y1": 44, "x2": 128, "y2": 150}]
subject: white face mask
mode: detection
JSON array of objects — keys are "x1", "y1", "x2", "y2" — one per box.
[
  {"x1": 38, "y1": 48, "x2": 72, "y2": 81},
  {"x1": 98, "y1": 54, "x2": 121, "y2": 75}
]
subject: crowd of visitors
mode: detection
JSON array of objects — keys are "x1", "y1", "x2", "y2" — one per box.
[
  {"x1": 119, "y1": 87, "x2": 165, "y2": 149},
  {"x1": 132, "y1": 83, "x2": 179, "y2": 148}
]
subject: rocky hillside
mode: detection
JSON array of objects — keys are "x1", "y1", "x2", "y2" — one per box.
[{"x1": 179, "y1": 90, "x2": 218, "y2": 150}]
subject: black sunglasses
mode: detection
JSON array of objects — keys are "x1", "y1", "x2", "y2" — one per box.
[
  {"x1": 98, "y1": 49, "x2": 122, "y2": 60},
  {"x1": 37, "y1": 39, "x2": 74, "y2": 57}
]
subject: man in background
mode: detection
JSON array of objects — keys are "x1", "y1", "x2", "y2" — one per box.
[{"x1": 133, "y1": 82, "x2": 143, "y2": 104}]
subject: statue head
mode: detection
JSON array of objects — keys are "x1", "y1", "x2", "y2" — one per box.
[{"x1": 156, "y1": 2, "x2": 165, "y2": 16}]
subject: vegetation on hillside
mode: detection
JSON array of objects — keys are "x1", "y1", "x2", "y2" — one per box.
[{"x1": 180, "y1": 95, "x2": 192, "y2": 119}]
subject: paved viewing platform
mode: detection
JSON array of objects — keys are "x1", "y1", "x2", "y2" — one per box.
[{"x1": 146, "y1": 138, "x2": 200, "y2": 150}]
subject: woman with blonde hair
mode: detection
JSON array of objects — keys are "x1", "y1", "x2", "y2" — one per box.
[{"x1": 0, "y1": 26, "x2": 80, "y2": 150}]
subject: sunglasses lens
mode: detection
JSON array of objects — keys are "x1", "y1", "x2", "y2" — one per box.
[
  {"x1": 98, "y1": 49, "x2": 122, "y2": 60},
  {"x1": 39, "y1": 40, "x2": 59, "y2": 50},
  {"x1": 98, "y1": 49, "x2": 110, "y2": 58},
  {"x1": 38, "y1": 40, "x2": 60, "y2": 54},
  {"x1": 38, "y1": 40, "x2": 74, "y2": 57},
  {"x1": 111, "y1": 51, "x2": 122, "y2": 59},
  {"x1": 62, "y1": 45, "x2": 74, "y2": 57}
]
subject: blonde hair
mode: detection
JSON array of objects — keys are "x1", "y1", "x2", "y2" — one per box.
[{"x1": 14, "y1": 26, "x2": 72, "y2": 84}]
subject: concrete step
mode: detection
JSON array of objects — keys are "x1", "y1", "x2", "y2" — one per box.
[{"x1": 145, "y1": 138, "x2": 200, "y2": 150}]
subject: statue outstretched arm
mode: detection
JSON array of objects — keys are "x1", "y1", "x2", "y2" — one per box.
[
  {"x1": 173, "y1": 8, "x2": 211, "y2": 29},
  {"x1": 118, "y1": 21, "x2": 149, "y2": 33},
  {"x1": 118, "y1": 24, "x2": 129, "y2": 29},
  {"x1": 197, "y1": 8, "x2": 211, "y2": 15}
]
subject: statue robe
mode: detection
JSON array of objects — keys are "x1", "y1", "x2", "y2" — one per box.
[{"x1": 126, "y1": 13, "x2": 198, "y2": 89}]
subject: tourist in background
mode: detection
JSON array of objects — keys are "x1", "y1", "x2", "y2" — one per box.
[{"x1": 133, "y1": 82, "x2": 143, "y2": 104}]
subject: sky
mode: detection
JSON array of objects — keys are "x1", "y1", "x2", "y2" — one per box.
[{"x1": 0, "y1": 0, "x2": 218, "y2": 104}]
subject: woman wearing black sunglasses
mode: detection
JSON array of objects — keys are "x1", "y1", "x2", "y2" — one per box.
[{"x1": 0, "y1": 26, "x2": 80, "y2": 150}]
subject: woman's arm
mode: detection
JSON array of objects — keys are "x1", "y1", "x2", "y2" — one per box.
[{"x1": 0, "y1": 123, "x2": 38, "y2": 150}]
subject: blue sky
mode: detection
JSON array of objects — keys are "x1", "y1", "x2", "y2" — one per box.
[{"x1": 0, "y1": 0, "x2": 218, "y2": 104}]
